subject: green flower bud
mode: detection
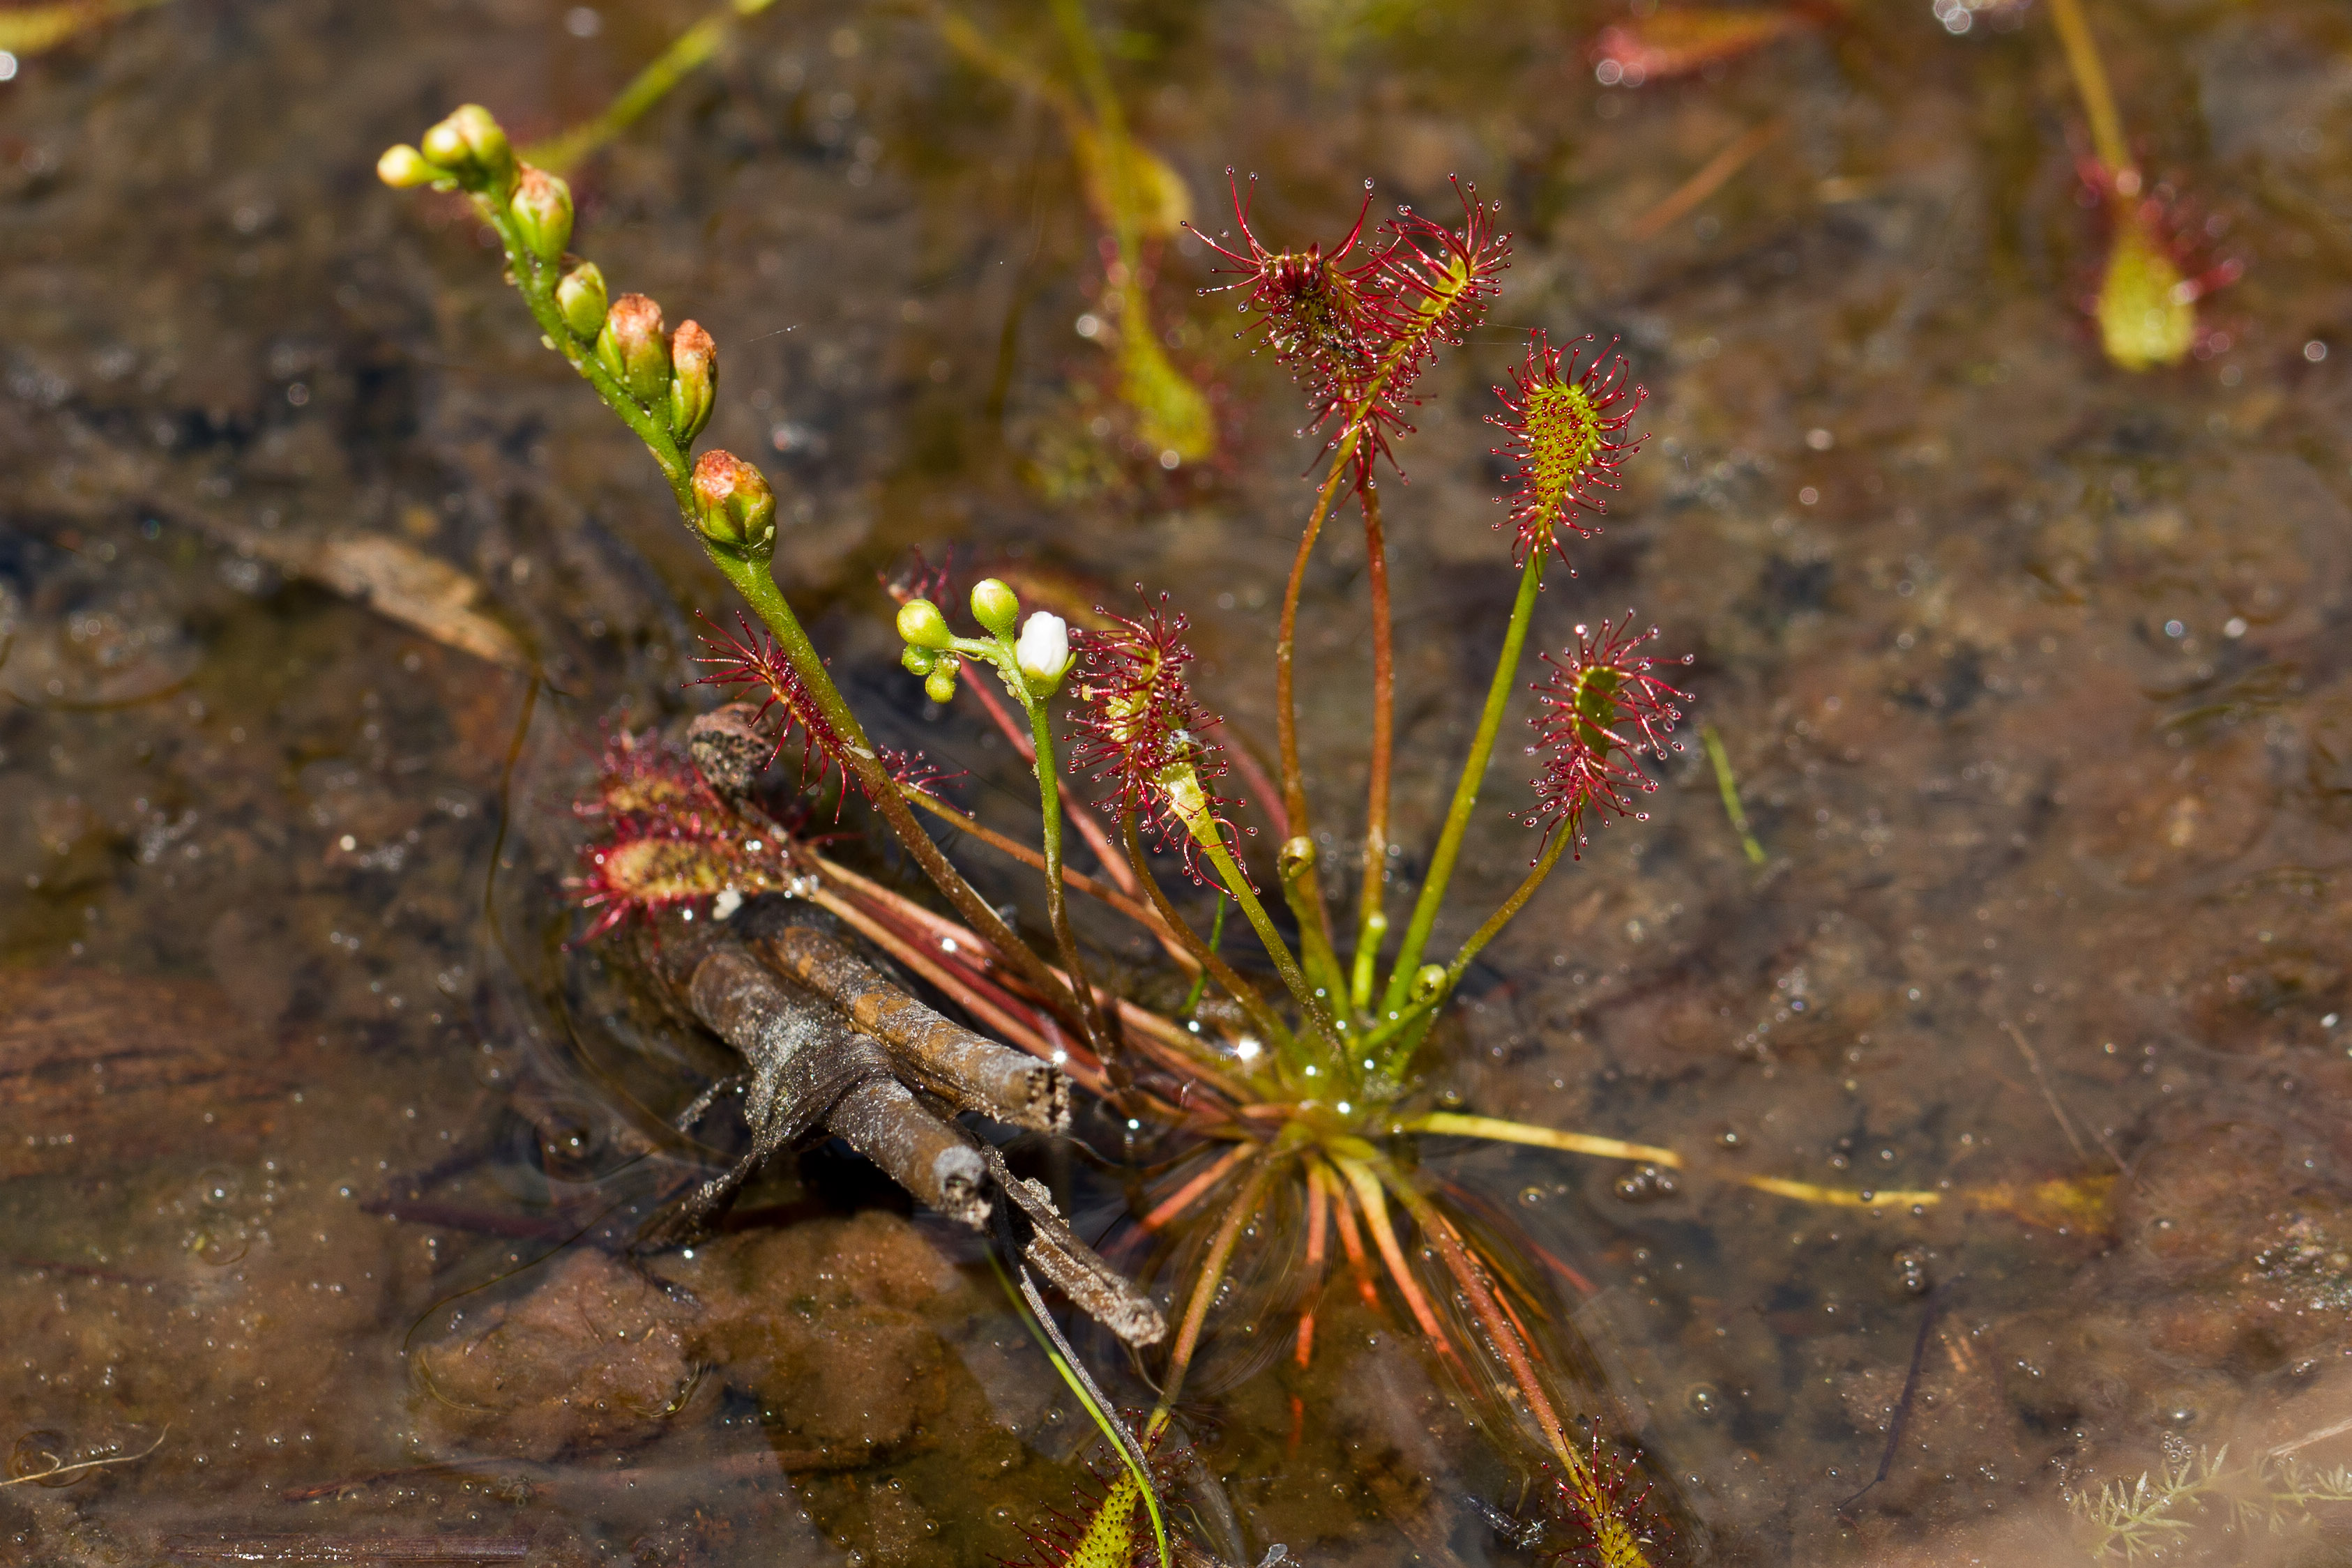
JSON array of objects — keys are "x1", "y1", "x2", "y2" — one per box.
[
  {"x1": 554, "y1": 263, "x2": 608, "y2": 341},
  {"x1": 377, "y1": 144, "x2": 441, "y2": 188},
  {"x1": 689, "y1": 450, "x2": 777, "y2": 556},
  {"x1": 896, "y1": 599, "x2": 953, "y2": 652},
  {"x1": 667, "y1": 321, "x2": 718, "y2": 445},
  {"x1": 420, "y1": 104, "x2": 515, "y2": 190},
  {"x1": 1278, "y1": 835, "x2": 1316, "y2": 878},
  {"x1": 418, "y1": 119, "x2": 467, "y2": 171},
  {"x1": 594, "y1": 294, "x2": 670, "y2": 403},
  {"x1": 508, "y1": 166, "x2": 573, "y2": 264},
  {"x1": 924, "y1": 661, "x2": 961, "y2": 705},
  {"x1": 900, "y1": 644, "x2": 939, "y2": 678},
  {"x1": 1409, "y1": 963, "x2": 1448, "y2": 1001},
  {"x1": 969, "y1": 578, "x2": 1019, "y2": 639}
]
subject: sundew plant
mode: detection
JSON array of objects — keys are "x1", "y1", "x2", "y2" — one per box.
[{"x1": 378, "y1": 105, "x2": 1922, "y2": 1567}]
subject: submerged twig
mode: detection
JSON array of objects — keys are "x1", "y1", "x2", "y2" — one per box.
[
  {"x1": 763, "y1": 924, "x2": 1071, "y2": 1134},
  {"x1": 1, "y1": 1426, "x2": 167, "y2": 1488},
  {"x1": 1837, "y1": 1279, "x2": 1953, "y2": 1512},
  {"x1": 1623, "y1": 118, "x2": 1786, "y2": 243},
  {"x1": 985, "y1": 1144, "x2": 1166, "y2": 1346}
]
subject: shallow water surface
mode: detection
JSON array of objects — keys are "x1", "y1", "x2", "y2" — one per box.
[{"x1": 5, "y1": 0, "x2": 2352, "y2": 1564}]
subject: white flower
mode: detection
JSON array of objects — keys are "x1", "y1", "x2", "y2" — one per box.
[{"x1": 1014, "y1": 611, "x2": 1072, "y2": 692}]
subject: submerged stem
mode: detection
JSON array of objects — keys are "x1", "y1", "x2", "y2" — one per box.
[
  {"x1": 1353, "y1": 482, "x2": 1396, "y2": 1015},
  {"x1": 522, "y1": 0, "x2": 780, "y2": 175},
  {"x1": 1379, "y1": 1167, "x2": 1653, "y2": 1568},
  {"x1": 2047, "y1": 0, "x2": 2132, "y2": 178},
  {"x1": 1701, "y1": 724, "x2": 1767, "y2": 866},
  {"x1": 1146, "y1": 1151, "x2": 1280, "y2": 1444},
  {"x1": 1379, "y1": 550, "x2": 1547, "y2": 1017}
]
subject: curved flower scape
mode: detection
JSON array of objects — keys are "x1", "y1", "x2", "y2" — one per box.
[
  {"x1": 1523, "y1": 614, "x2": 1692, "y2": 855},
  {"x1": 1488, "y1": 331, "x2": 1648, "y2": 567},
  {"x1": 1192, "y1": 174, "x2": 1510, "y2": 487}
]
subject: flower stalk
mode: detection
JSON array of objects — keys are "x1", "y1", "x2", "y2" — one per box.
[
  {"x1": 1378, "y1": 550, "x2": 1547, "y2": 1019},
  {"x1": 1351, "y1": 482, "x2": 1397, "y2": 1015}
]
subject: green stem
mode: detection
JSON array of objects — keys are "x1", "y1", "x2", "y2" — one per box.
[
  {"x1": 470, "y1": 170, "x2": 1093, "y2": 1044},
  {"x1": 1167, "y1": 767, "x2": 1339, "y2": 1053},
  {"x1": 522, "y1": 0, "x2": 781, "y2": 176},
  {"x1": 1279, "y1": 846, "x2": 1351, "y2": 1024},
  {"x1": 711, "y1": 556, "x2": 1093, "y2": 1040},
  {"x1": 1123, "y1": 817, "x2": 1296, "y2": 1058},
  {"x1": 1272, "y1": 455, "x2": 1357, "y2": 984},
  {"x1": 1026, "y1": 687, "x2": 1111, "y2": 1053},
  {"x1": 1701, "y1": 724, "x2": 1767, "y2": 865},
  {"x1": 992, "y1": 1254, "x2": 1169, "y2": 1568},
  {"x1": 1378, "y1": 551, "x2": 1547, "y2": 1018},
  {"x1": 1178, "y1": 894, "x2": 1228, "y2": 1015},
  {"x1": 1352, "y1": 482, "x2": 1395, "y2": 1017},
  {"x1": 476, "y1": 202, "x2": 692, "y2": 513},
  {"x1": 1201, "y1": 836, "x2": 1330, "y2": 1050},
  {"x1": 2046, "y1": 0, "x2": 2132, "y2": 179},
  {"x1": 1049, "y1": 0, "x2": 1135, "y2": 262},
  {"x1": 1373, "y1": 821, "x2": 1574, "y2": 1076}
]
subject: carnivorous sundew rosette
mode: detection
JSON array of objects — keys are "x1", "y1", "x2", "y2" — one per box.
[{"x1": 382, "y1": 106, "x2": 1982, "y2": 1567}]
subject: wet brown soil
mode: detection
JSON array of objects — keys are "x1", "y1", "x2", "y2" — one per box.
[{"x1": 6, "y1": 0, "x2": 2352, "y2": 1564}]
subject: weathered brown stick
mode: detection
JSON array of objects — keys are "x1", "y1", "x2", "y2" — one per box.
[
  {"x1": 982, "y1": 1145, "x2": 1166, "y2": 1347},
  {"x1": 762, "y1": 924, "x2": 1070, "y2": 1134},
  {"x1": 812, "y1": 850, "x2": 1250, "y2": 1104},
  {"x1": 639, "y1": 927, "x2": 995, "y2": 1241},
  {"x1": 828, "y1": 1073, "x2": 989, "y2": 1228},
  {"x1": 653, "y1": 944, "x2": 891, "y2": 1239},
  {"x1": 634, "y1": 910, "x2": 1157, "y2": 1341}
]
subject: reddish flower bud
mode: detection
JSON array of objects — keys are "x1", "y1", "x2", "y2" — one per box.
[
  {"x1": 595, "y1": 294, "x2": 670, "y2": 404},
  {"x1": 508, "y1": 166, "x2": 573, "y2": 264},
  {"x1": 667, "y1": 321, "x2": 718, "y2": 443},
  {"x1": 690, "y1": 450, "x2": 777, "y2": 556}
]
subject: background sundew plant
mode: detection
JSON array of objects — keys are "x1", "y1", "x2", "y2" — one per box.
[{"x1": 8, "y1": 2, "x2": 2352, "y2": 1566}]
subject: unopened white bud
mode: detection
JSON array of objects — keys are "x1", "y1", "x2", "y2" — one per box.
[{"x1": 1015, "y1": 611, "x2": 1072, "y2": 693}]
